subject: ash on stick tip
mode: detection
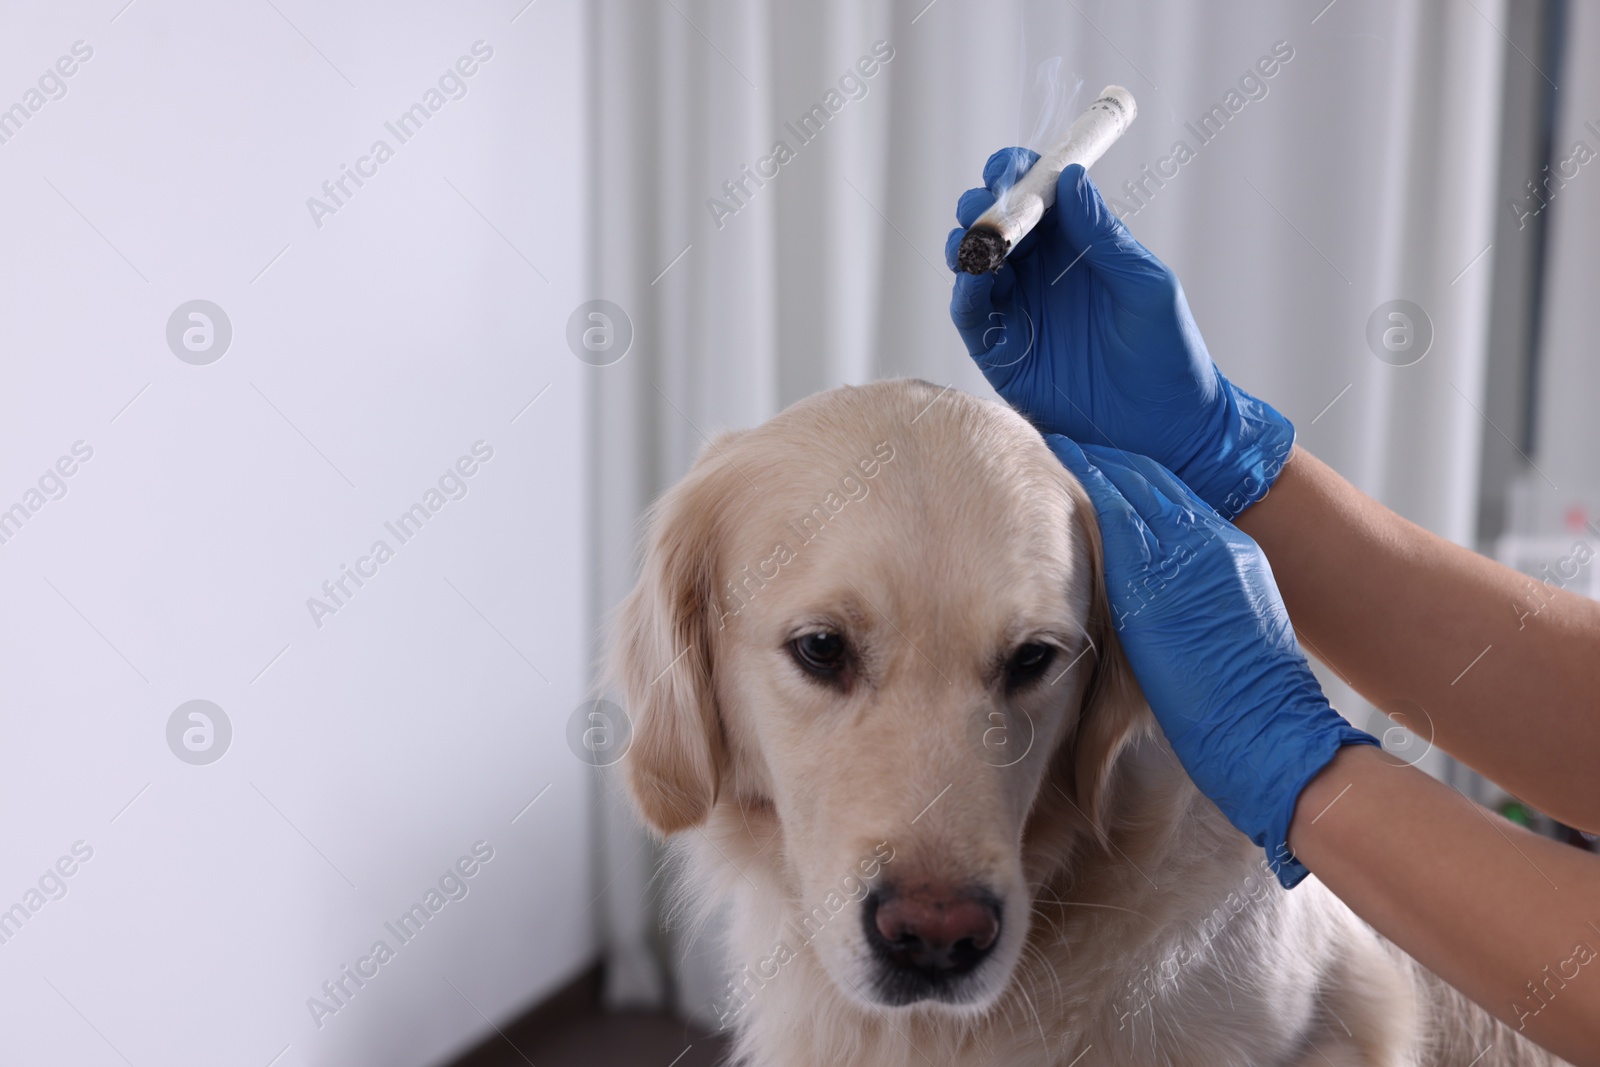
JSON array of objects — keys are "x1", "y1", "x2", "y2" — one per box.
[{"x1": 957, "y1": 226, "x2": 1010, "y2": 275}]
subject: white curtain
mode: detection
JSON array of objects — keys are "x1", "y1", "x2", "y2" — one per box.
[{"x1": 587, "y1": 0, "x2": 1508, "y2": 1025}]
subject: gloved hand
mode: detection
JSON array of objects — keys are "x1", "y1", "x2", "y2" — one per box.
[
  {"x1": 947, "y1": 151, "x2": 1296, "y2": 519},
  {"x1": 1048, "y1": 436, "x2": 1378, "y2": 887}
]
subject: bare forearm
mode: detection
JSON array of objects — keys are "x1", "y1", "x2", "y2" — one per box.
[
  {"x1": 1290, "y1": 744, "x2": 1600, "y2": 1063},
  {"x1": 1236, "y1": 447, "x2": 1600, "y2": 830}
]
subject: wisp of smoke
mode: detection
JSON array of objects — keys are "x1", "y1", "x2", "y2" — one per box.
[{"x1": 995, "y1": 57, "x2": 1084, "y2": 215}]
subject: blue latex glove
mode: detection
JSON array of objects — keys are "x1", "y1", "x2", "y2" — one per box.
[
  {"x1": 1047, "y1": 436, "x2": 1378, "y2": 887},
  {"x1": 947, "y1": 151, "x2": 1296, "y2": 520}
]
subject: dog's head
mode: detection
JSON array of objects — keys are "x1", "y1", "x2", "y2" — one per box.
[{"x1": 612, "y1": 380, "x2": 1147, "y2": 1015}]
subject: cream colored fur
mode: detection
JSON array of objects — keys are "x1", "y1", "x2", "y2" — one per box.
[{"x1": 611, "y1": 379, "x2": 1566, "y2": 1067}]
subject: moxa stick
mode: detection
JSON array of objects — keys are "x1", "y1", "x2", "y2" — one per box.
[{"x1": 956, "y1": 85, "x2": 1137, "y2": 274}]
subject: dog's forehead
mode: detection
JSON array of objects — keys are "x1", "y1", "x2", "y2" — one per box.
[{"x1": 716, "y1": 384, "x2": 1086, "y2": 622}]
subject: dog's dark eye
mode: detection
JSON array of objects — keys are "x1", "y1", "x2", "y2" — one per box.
[
  {"x1": 1006, "y1": 642, "x2": 1056, "y2": 687},
  {"x1": 790, "y1": 631, "x2": 848, "y2": 677}
]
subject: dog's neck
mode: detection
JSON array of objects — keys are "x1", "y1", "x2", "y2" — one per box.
[{"x1": 1037, "y1": 728, "x2": 1262, "y2": 945}]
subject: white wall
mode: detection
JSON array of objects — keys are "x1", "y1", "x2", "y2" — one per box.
[{"x1": 0, "y1": 2, "x2": 594, "y2": 1065}]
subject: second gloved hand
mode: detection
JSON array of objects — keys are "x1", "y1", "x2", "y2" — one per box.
[
  {"x1": 947, "y1": 152, "x2": 1295, "y2": 519},
  {"x1": 1048, "y1": 436, "x2": 1378, "y2": 887}
]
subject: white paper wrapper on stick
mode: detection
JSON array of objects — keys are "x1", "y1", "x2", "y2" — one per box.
[{"x1": 957, "y1": 85, "x2": 1137, "y2": 274}]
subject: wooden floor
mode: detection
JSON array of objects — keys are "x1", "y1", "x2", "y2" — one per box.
[
  {"x1": 441, "y1": 968, "x2": 729, "y2": 1067},
  {"x1": 461, "y1": 1009, "x2": 728, "y2": 1067}
]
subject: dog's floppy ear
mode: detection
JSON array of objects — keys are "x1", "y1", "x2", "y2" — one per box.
[
  {"x1": 610, "y1": 441, "x2": 737, "y2": 836},
  {"x1": 1062, "y1": 474, "x2": 1149, "y2": 838}
]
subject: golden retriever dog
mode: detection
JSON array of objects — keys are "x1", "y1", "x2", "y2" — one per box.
[{"x1": 611, "y1": 379, "x2": 1565, "y2": 1066}]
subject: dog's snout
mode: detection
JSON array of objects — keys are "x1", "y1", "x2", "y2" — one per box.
[
  {"x1": 864, "y1": 885, "x2": 1001, "y2": 989},
  {"x1": 873, "y1": 894, "x2": 1000, "y2": 963}
]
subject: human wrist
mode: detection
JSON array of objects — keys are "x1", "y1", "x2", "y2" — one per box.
[
  {"x1": 1230, "y1": 443, "x2": 1309, "y2": 534},
  {"x1": 1289, "y1": 742, "x2": 1382, "y2": 843},
  {"x1": 1267, "y1": 721, "x2": 1381, "y2": 888}
]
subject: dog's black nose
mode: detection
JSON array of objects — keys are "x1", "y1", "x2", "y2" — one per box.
[{"x1": 864, "y1": 886, "x2": 1001, "y2": 982}]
